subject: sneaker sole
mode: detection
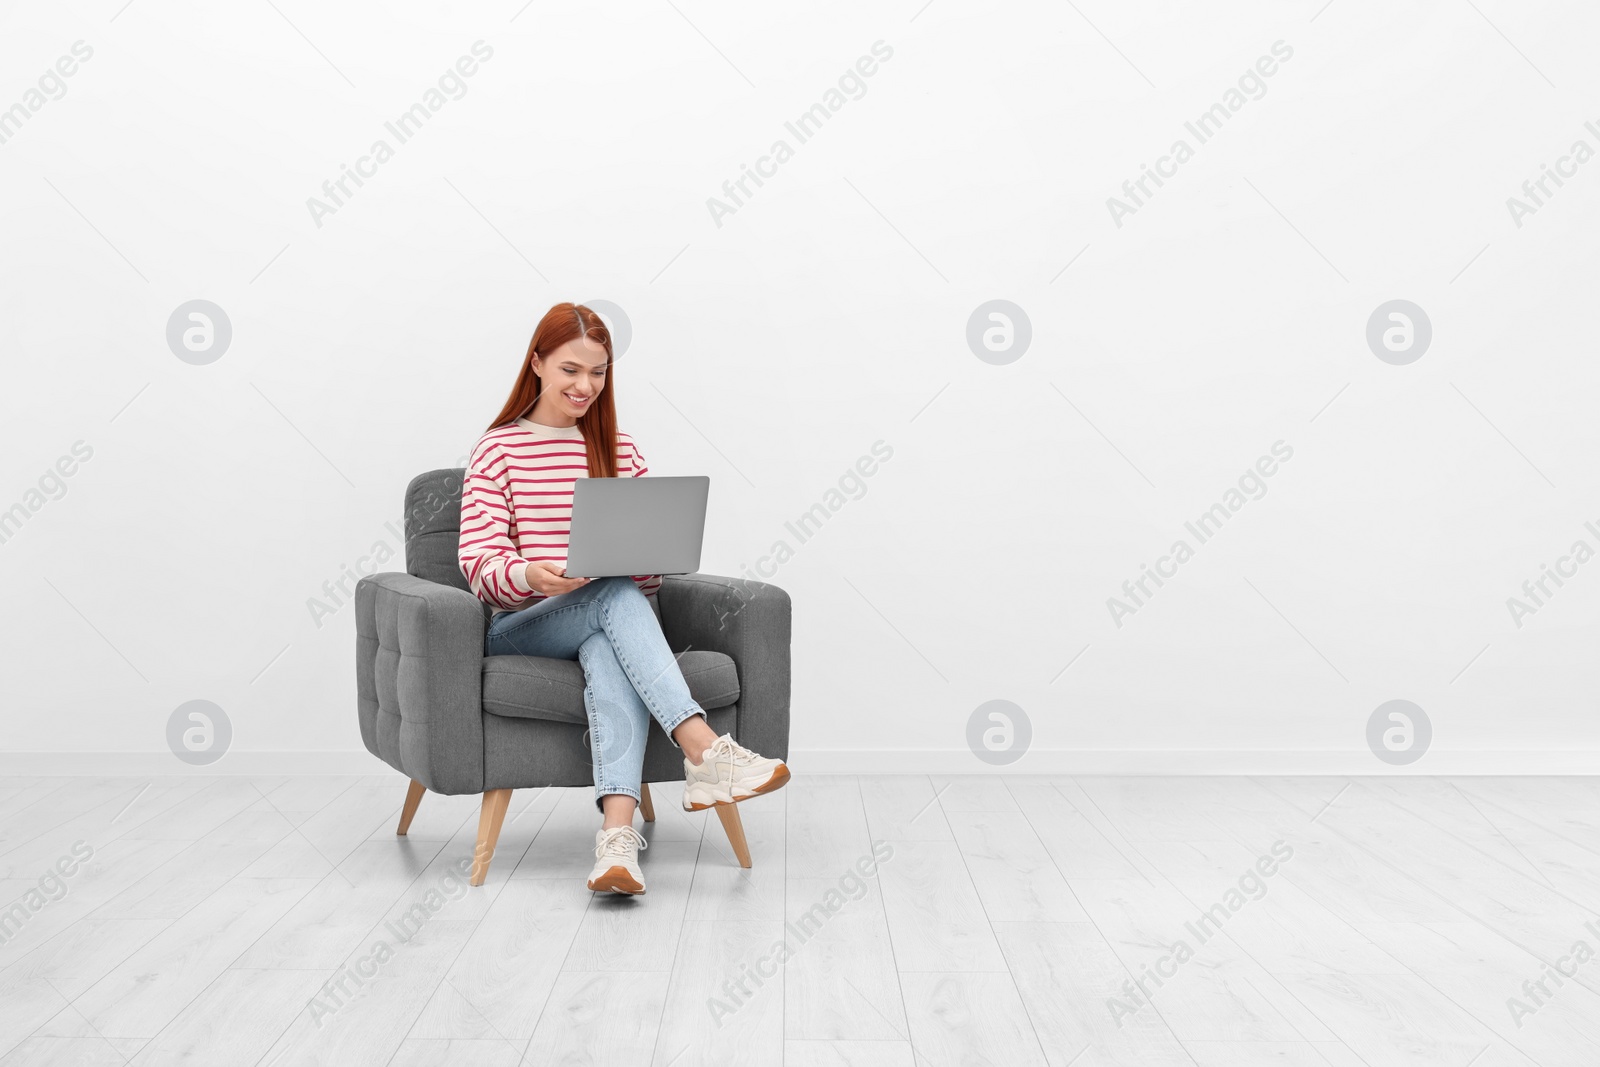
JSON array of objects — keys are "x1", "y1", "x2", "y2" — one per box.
[
  {"x1": 587, "y1": 866, "x2": 646, "y2": 894},
  {"x1": 682, "y1": 763, "x2": 791, "y2": 812}
]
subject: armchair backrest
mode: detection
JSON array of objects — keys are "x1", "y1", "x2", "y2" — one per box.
[{"x1": 404, "y1": 468, "x2": 470, "y2": 592}]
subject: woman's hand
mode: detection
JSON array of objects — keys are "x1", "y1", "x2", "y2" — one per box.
[{"x1": 519, "y1": 561, "x2": 591, "y2": 597}]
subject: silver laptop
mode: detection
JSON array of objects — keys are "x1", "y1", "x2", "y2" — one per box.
[{"x1": 565, "y1": 475, "x2": 710, "y2": 578}]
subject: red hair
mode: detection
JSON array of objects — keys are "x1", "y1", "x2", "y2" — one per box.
[{"x1": 485, "y1": 302, "x2": 619, "y2": 478}]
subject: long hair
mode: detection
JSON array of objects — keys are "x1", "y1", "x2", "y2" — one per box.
[{"x1": 485, "y1": 303, "x2": 618, "y2": 478}]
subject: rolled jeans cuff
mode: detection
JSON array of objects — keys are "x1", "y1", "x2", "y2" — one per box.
[
  {"x1": 594, "y1": 783, "x2": 641, "y2": 812},
  {"x1": 658, "y1": 705, "x2": 703, "y2": 747}
]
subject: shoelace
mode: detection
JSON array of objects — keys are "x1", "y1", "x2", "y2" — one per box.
[
  {"x1": 595, "y1": 825, "x2": 647, "y2": 860},
  {"x1": 706, "y1": 734, "x2": 757, "y2": 763}
]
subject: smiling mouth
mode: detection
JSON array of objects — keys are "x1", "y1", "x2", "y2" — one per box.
[{"x1": 564, "y1": 392, "x2": 591, "y2": 405}]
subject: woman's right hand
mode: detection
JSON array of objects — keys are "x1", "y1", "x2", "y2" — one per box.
[{"x1": 519, "y1": 560, "x2": 591, "y2": 598}]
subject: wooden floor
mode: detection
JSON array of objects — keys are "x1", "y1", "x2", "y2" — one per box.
[{"x1": 2, "y1": 775, "x2": 1599, "y2": 1066}]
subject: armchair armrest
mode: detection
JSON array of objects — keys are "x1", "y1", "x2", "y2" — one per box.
[
  {"x1": 657, "y1": 573, "x2": 791, "y2": 762},
  {"x1": 355, "y1": 572, "x2": 487, "y2": 795}
]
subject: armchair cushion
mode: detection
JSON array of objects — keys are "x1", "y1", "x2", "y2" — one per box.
[{"x1": 482, "y1": 650, "x2": 740, "y2": 724}]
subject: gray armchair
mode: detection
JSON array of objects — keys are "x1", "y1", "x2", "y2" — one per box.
[{"x1": 354, "y1": 468, "x2": 791, "y2": 885}]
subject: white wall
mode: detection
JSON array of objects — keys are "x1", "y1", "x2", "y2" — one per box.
[{"x1": 2, "y1": 0, "x2": 1596, "y2": 774}]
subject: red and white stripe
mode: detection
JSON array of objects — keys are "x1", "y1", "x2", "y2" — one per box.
[{"x1": 458, "y1": 418, "x2": 662, "y2": 612}]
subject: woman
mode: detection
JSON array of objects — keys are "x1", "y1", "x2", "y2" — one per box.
[{"x1": 458, "y1": 302, "x2": 789, "y2": 896}]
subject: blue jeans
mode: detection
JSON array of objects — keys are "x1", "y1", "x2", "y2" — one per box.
[{"x1": 483, "y1": 575, "x2": 704, "y2": 812}]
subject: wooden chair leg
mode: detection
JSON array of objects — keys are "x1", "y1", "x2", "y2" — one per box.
[
  {"x1": 470, "y1": 788, "x2": 513, "y2": 886},
  {"x1": 396, "y1": 779, "x2": 426, "y2": 836},
  {"x1": 639, "y1": 783, "x2": 656, "y2": 823},
  {"x1": 714, "y1": 802, "x2": 752, "y2": 868}
]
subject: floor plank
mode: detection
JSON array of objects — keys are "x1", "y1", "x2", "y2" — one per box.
[{"x1": 0, "y1": 774, "x2": 1596, "y2": 1064}]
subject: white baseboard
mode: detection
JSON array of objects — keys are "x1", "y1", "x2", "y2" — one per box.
[
  {"x1": 1, "y1": 749, "x2": 1596, "y2": 776},
  {"x1": 0, "y1": 751, "x2": 395, "y2": 776},
  {"x1": 789, "y1": 748, "x2": 1600, "y2": 774}
]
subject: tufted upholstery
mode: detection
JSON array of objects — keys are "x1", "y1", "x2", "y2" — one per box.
[{"x1": 355, "y1": 573, "x2": 486, "y2": 795}]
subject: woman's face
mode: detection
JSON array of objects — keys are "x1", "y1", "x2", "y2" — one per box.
[{"x1": 536, "y1": 335, "x2": 609, "y2": 419}]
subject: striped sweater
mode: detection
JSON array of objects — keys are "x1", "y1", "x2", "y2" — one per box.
[{"x1": 458, "y1": 416, "x2": 662, "y2": 613}]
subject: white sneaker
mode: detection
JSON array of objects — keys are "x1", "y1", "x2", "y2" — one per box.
[
  {"x1": 587, "y1": 825, "x2": 647, "y2": 894},
  {"x1": 682, "y1": 733, "x2": 791, "y2": 812}
]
